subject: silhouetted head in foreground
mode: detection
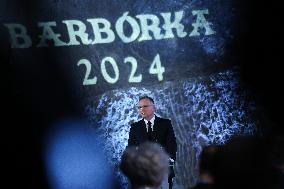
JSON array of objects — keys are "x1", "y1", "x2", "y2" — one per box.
[
  {"x1": 120, "y1": 142, "x2": 169, "y2": 189},
  {"x1": 199, "y1": 145, "x2": 220, "y2": 184},
  {"x1": 214, "y1": 135, "x2": 273, "y2": 189}
]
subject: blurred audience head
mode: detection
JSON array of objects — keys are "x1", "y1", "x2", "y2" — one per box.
[
  {"x1": 44, "y1": 117, "x2": 120, "y2": 189},
  {"x1": 214, "y1": 135, "x2": 273, "y2": 189},
  {"x1": 120, "y1": 142, "x2": 169, "y2": 189},
  {"x1": 198, "y1": 145, "x2": 220, "y2": 184},
  {"x1": 267, "y1": 135, "x2": 284, "y2": 170}
]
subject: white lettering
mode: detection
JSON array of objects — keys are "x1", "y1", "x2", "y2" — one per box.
[
  {"x1": 87, "y1": 18, "x2": 115, "y2": 44},
  {"x1": 189, "y1": 9, "x2": 215, "y2": 36},
  {"x1": 115, "y1": 12, "x2": 140, "y2": 43},
  {"x1": 136, "y1": 14, "x2": 163, "y2": 41},
  {"x1": 63, "y1": 20, "x2": 92, "y2": 45},
  {"x1": 4, "y1": 23, "x2": 32, "y2": 48},
  {"x1": 161, "y1": 11, "x2": 187, "y2": 39},
  {"x1": 37, "y1": 22, "x2": 67, "y2": 47}
]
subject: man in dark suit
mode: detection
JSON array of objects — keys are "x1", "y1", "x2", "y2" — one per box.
[{"x1": 127, "y1": 96, "x2": 177, "y2": 189}]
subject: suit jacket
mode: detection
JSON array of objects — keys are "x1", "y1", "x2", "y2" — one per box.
[{"x1": 128, "y1": 116, "x2": 177, "y2": 160}]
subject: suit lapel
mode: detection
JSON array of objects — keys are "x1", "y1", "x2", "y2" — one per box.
[{"x1": 138, "y1": 120, "x2": 148, "y2": 138}]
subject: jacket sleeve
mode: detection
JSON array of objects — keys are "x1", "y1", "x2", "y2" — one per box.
[
  {"x1": 127, "y1": 124, "x2": 136, "y2": 147},
  {"x1": 166, "y1": 120, "x2": 177, "y2": 161}
]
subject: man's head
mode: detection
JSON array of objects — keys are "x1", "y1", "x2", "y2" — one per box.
[
  {"x1": 199, "y1": 145, "x2": 220, "y2": 184},
  {"x1": 120, "y1": 142, "x2": 169, "y2": 188},
  {"x1": 138, "y1": 96, "x2": 156, "y2": 121}
]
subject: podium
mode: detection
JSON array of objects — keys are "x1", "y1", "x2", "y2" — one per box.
[{"x1": 168, "y1": 160, "x2": 175, "y2": 189}]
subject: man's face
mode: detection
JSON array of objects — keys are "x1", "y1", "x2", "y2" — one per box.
[{"x1": 138, "y1": 98, "x2": 155, "y2": 121}]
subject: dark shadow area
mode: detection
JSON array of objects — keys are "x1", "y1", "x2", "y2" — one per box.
[
  {"x1": 1, "y1": 1, "x2": 84, "y2": 188},
  {"x1": 237, "y1": 1, "x2": 283, "y2": 136}
]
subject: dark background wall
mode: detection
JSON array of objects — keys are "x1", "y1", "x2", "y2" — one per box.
[{"x1": 238, "y1": 1, "x2": 282, "y2": 135}]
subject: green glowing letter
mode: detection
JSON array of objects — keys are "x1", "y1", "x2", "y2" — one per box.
[
  {"x1": 161, "y1": 11, "x2": 187, "y2": 39},
  {"x1": 189, "y1": 9, "x2": 215, "y2": 36},
  {"x1": 63, "y1": 20, "x2": 92, "y2": 45},
  {"x1": 37, "y1": 21, "x2": 67, "y2": 47},
  {"x1": 4, "y1": 23, "x2": 32, "y2": 48},
  {"x1": 136, "y1": 14, "x2": 163, "y2": 41},
  {"x1": 87, "y1": 18, "x2": 115, "y2": 44}
]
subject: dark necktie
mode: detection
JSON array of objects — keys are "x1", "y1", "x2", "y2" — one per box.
[{"x1": 147, "y1": 122, "x2": 155, "y2": 141}]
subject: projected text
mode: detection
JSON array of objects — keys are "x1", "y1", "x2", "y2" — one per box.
[
  {"x1": 77, "y1": 54, "x2": 164, "y2": 85},
  {"x1": 4, "y1": 9, "x2": 215, "y2": 48}
]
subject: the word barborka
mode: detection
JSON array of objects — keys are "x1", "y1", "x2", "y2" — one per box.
[{"x1": 4, "y1": 9, "x2": 215, "y2": 48}]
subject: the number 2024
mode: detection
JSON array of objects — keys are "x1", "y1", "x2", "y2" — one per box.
[{"x1": 77, "y1": 54, "x2": 165, "y2": 85}]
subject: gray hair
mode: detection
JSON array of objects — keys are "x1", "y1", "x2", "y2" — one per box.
[{"x1": 120, "y1": 142, "x2": 169, "y2": 188}]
